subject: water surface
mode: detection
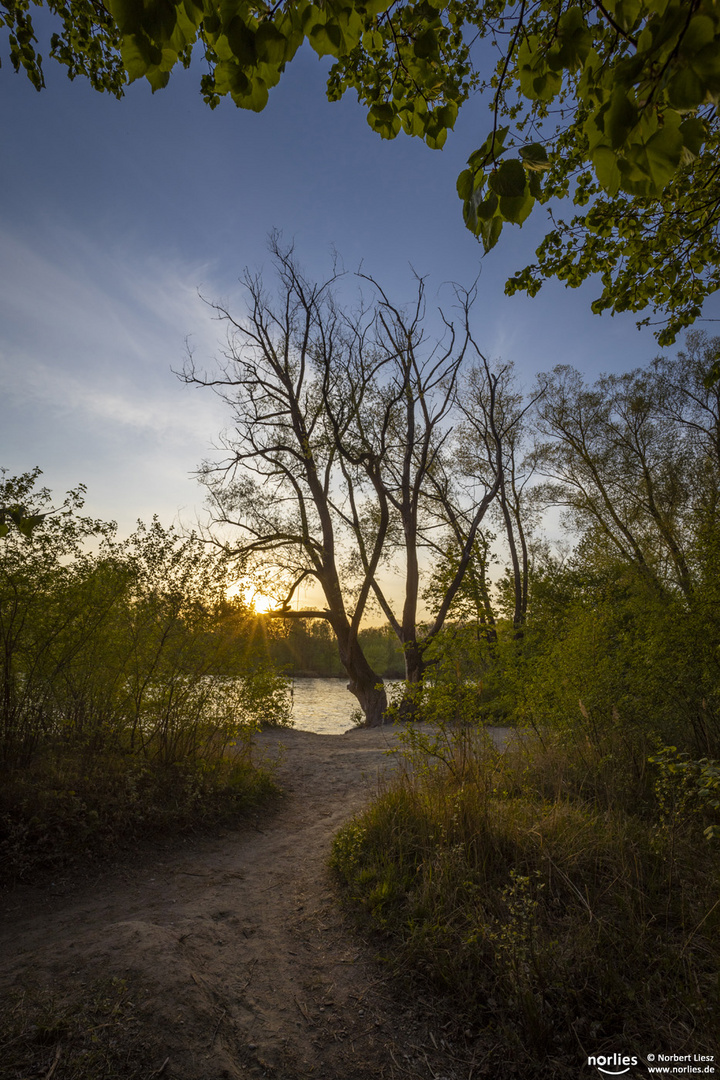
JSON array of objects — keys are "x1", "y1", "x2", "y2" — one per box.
[{"x1": 288, "y1": 677, "x2": 398, "y2": 735}]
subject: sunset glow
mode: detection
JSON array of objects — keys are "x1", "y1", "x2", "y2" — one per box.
[{"x1": 227, "y1": 581, "x2": 277, "y2": 614}]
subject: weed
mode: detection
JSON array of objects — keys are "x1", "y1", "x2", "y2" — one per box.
[
  {"x1": 0, "y1": 977, "x2": 153, "y2": 1080},
  {"x1": 331, "y1": 726, "x2": 720, "y2": 1076}
]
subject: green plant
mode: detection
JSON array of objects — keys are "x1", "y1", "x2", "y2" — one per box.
[
  {"x1": 332, "y1": 727, "x2": 720, "y2": 1075},
  {"x1": 650, "y1": 746, "x2": 720, "y2": 841}
]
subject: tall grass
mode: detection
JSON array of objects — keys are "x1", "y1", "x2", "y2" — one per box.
[{"x1": 331, "y1": 726, "x2": 720, "y2": 1077}]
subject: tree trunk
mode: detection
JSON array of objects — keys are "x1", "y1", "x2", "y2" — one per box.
[
  {"x1": 404, "y1": 639, "x2": 425, "y2": 686},
  {"x1": 335, "y1": 623, "x2": 388, "y2": 726},
  {"x1": 390, "y1": 639, "x2": 425, "y2": 723},
  {"x1": 348, "y1": 672, "x2": 388, "y2": 727}
]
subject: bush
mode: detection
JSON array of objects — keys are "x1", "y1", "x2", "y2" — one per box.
[
  {"x1": 331, "y1": 728, "x2": 720, "y2": 1076},
  {"x1": 0, "y1": 471, "x2": 286, "y2": 886}
]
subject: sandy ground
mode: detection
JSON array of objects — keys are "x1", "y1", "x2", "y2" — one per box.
[{"x1": 0, "y1": 724, "x2": 511, "y2": 1080}]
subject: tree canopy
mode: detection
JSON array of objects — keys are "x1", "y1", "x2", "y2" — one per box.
[{"x1": 5, "y1": 0, "x2": 720, "y2": 343}]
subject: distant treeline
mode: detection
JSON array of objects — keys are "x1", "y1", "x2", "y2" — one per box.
[{"x1": 265, "y1": 619, "x2": 405, "y2": 680}]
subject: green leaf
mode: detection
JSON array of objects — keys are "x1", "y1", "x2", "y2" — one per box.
[
  {"x1": 624, "y1": 123, "x2": 683, "y2": 195},
  {"x1": 108, "y1": 0, "x2": 145, "y2": 35},
  {"x1": 680, "y1": 14, "x2": 715, "y2": 56},
  {"x1": 413, "y1": 27, "x2": 439, "y2": 61},
  {"x1": 519, "y1": 142, "x2": 549, "y2": 170},
  {"x1": 613, "y1": 0, "x2": 642, "y2": 34},
  {"x1": 488, "y1": 158, "x2": 527, "y2": 198},
  {"x1": 147, "y1": 66, "x2": 170, "y2": 91},
  {"x1": 367, "y1": 102, "x2": 400, "y2": 139},
  {"x1": 255, "y1": 23, "x2": 287, "y2": 65},
  {"x1": 468, "y1": 126, "x2": 509, "y2": 169},
  {"x1": 226, "y1": 17, "x2": 256, "y2": 67},
  {"x1": 692, "y1": 39, "x2": 720, "y2": 82},
  {"x1": 308, "y1": 20, "x2": 343, "y2": 57},
  {"x1": 479, "y1": 213, "x2": 503, "y2": 252},
  {"x1": 550, "y1": 5, "x2": 592, "y2": 71},
  {"x1": 120, "y1": 31, "x2": 163, "y2": 80},
  {"x1": 527, "y1": 170, "x2": 543, "y2": 198},
  {"x1": 606, "y1": 87, "x2": 638, "y2": 149},
  {"x1": 499, "y1": 189, "x2": 534, "y2": 225},
  {"x1": 456, "y1": 168, "x2": 475, "y2": 201},
  {"x1": 668, "y1": 65, "x2": 706, "y2": 111},
  {"x1": 592, "y1": 146, "x2": 622, "y2": 196},
  {"x1": 474, "y1": 191, "x2": 498, "y2": 220},
  {"x1": 680, "y1": 116, "x2": 707, "y2": 156}
]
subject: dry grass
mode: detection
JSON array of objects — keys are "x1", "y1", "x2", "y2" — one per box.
[
  {"x1": 0, "y1": 742, "x2": 278, "y2": 889},
  {"x1": 0, "y1": 977, "x2": 161, "y2": 1080},
  {"x1": 331, "y1": 726, "x2": 720, "y2": 1077}
]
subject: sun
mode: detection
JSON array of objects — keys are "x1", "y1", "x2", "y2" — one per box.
[
  {"x1": 227, "y1": 580, "x2": 277, "y2": 614},
  {"x1": 252, "y1": 593, "x2": 275, "y2": 614}
]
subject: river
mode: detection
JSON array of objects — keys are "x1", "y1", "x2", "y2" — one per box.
[{"x1": 288, "y1": 677, "x2": 398, "y2": 735}]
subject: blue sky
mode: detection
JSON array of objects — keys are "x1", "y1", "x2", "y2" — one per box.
[{"x1": 2, "y1": 33, "x2": 717, "y2": 542}]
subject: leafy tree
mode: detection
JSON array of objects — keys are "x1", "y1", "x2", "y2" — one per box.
[
  {"x1": 183, "y1": 237, "x2": 503, "y2": 724},
  {"x1": 0, "y1": 468, "x2": 118, "y2": 764},
  {"x1": 6, "y1": 0, "x2": 720, "y2": 342},
  {"x1": 0, "y1": 468, "x2": 290, "y2": 767},
  {"x1": 530, "y1": 350, "x2": 720, "y2": 598},
  {"x1": 510, "y1": 336, "x2": 720, "y2": 754}
]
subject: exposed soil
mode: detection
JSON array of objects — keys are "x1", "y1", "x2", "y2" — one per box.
[{"x1": 0, "y1": 724, "x2": 510, "y2": 1080}]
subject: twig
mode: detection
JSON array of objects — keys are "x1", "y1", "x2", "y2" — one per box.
[
  {"x1": 209, "y1": 1007, "x2": 226, "y2": 1047},
  {"x1": 389, "y1": 1048, "x2": 415, "y2": 1076},
  {"x1": 261, "y1": 878, "x2": 284, "y2": 891},
  {"x1": 423, "y1": 1051, "x2": 440, "y2": 1079},
  {"x1": 682, "y1": 896, "x2": 720, "y2": 956},
  {"x1": 150, "y1": 1056, "x2": 170, "y2": 1077},
  {"x1": 241, "y1": 958, "x2": 259, "y2": 992},
  {"x1": 44, "y1": 1045, "x2": 62, "y2": 1080},
  {"x1": 352, "y1": 1023, "x2": 383, "y2": 1040},
  {"x1": 294, "y1": 997, "x2": 314, "y2": 1025}
]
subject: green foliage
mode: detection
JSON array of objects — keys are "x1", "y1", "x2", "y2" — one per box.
[
  {"x1": 8, "y1": 2, "x2": 720, "y2": 341},
  {"x1": 0, "y1": 0, "x2": 126, "y2": 93},
  {"x1": 331, "y1": 730, "x2": 720, "y2": 1071},
  {"x1": 0, "y1": 468, "x2": 292, "y2": 768},
  {"x1": 267, "y1": 617, "x2": 345, "y2": 677},
  {"x1": 650, "y1": 745, "x2": 720, "y2": 840},
  {"x1": 332, "y1": 332, "x2": 720, "y2": 1069},
  {"x1": 357, "y1": 624, "x2": 406, "y2": 678},
  {"x1": 0, "y1": 469, "x2": 285, "y2": 883},
  {"x1": 507, "y1": 555, "x2": 720, "y2": 758}
]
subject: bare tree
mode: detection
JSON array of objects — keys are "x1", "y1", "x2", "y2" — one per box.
[
  {"x1": 182, "y1": 238, "x2": 502, "y2": 725},
  {"x1": 456, "y1": 362, "x2": 541, "y2": 636}
]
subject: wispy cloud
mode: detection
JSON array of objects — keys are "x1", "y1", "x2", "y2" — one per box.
[
  {"x1": 0, "y1": 223, "x2": 235, "y2": 530},
  {"x1": 0, "y1": 224, "x2": 228, "y2": 437}
]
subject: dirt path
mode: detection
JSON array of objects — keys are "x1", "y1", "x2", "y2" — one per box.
[{"x1": 0, "y1": 725, "x2": 510, "y2": 1080}]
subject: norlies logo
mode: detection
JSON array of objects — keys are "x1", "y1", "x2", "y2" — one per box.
[{"x1": 588, "y1": 1054, "x2": 639, "y2": 1075}]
